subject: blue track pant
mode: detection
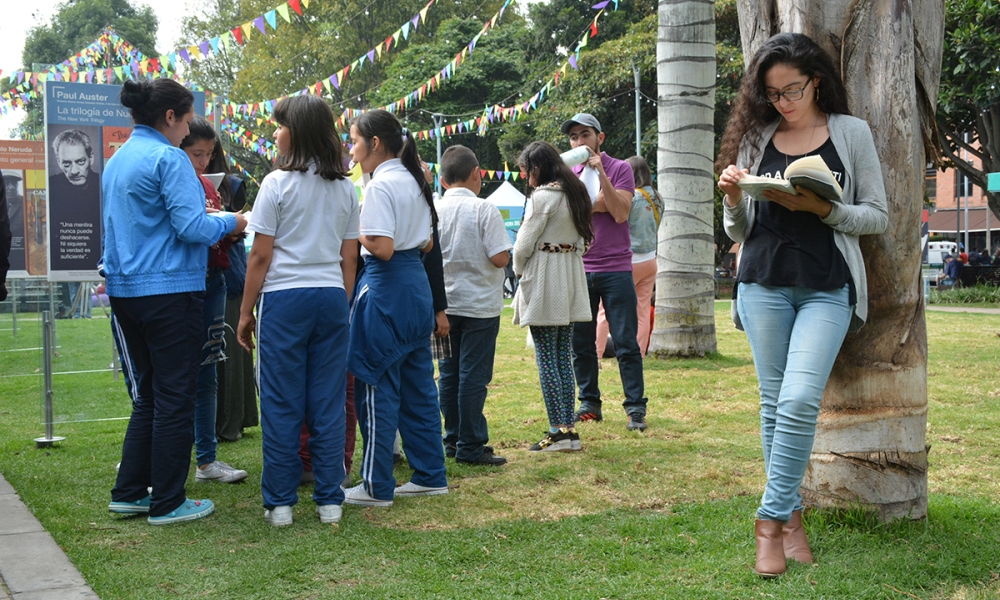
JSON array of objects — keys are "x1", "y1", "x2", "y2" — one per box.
[
  {"x1": 257, "y1": 287, "x2": 348, "y2": 509},
  {"x1": 355, "y1": 343, "x2": 447, "y2": 500}
]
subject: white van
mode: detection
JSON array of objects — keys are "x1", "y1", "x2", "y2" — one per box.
[{"x1": 926, "y1": 241, "x2": 958, "y2": 267}]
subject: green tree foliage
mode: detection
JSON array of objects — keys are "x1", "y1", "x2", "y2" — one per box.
[
  {"x1": 936, "y1": 0, "x2": 1000, "y2": 218},
  {"x1": 369, "y1": 14, "x2": 529, "y2": 191},
  {"x1": 22, "y1": 0, "x2": 158, "y2": 65},
  {"x1": 15, "y1": 0, "x2": 159, "y2": 137}
]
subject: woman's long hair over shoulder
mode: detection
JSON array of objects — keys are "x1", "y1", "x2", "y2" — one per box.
[
  {"x1": 715, "y1": 32, "x2": 850, "y2": 172},
  {"x1": 518, "y1": 141, "x2": 593, "y2": 243}
]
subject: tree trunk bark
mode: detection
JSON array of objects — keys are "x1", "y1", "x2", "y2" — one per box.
[
  {"x1": 735, "y1": 0, "x2": 943, "y2": 520},
  {"x1": 651, "y1": 0, "x2": 717, "y2": 357}
]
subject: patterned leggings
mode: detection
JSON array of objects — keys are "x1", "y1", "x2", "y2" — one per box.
[{"x1": 530, "y1": 325, "x2": 576, "y2": 428}]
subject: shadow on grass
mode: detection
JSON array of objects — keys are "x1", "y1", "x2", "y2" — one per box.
[
  {"x1": 630, "y1": 351, "x2": 753, "y2": 371},
  {"x1": 62, "y1": 491, "x2": 1000, "y2": 599}
]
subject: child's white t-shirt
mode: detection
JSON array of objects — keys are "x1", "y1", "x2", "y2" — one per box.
[
  {"x1": 360, "y1": 159, "x2": 432, "y2": 255},
  {"x1": 248, "y1": 165, "x2": 360, "y2": 293}
]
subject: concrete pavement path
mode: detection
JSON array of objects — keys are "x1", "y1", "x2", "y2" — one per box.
[{"x1": 0, "y1": 474, "x2": 98, "y2": 599}]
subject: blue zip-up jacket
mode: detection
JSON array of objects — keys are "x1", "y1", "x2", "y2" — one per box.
[{"x1": 102, "y1": 125, "x2": 236, "y2": 297}]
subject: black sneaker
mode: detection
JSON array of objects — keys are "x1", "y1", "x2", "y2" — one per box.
[
  {"x1": 529, "y1": 428, "x2": 582, "y2": 452},
  {"x1": 626, "y1": 413, "x2": 647, "y2": 432},
  {"x1": 574, "y1": 404, "x2": 603, "y2": 423},
  {"x1": 456, "y1": 448, "x2": 506, "y2": 466},
  {"x1": 446, "y1": 443, "x2": 493, "y2": 459}
]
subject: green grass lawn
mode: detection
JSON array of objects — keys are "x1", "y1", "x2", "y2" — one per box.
[{"x1": 2, "y1": 306, "x2": 1000, "y2": 599}]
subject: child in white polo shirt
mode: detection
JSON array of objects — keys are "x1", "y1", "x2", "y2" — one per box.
[{"x1": 436, "y1": 146, "x2": 512, "y2": 466}]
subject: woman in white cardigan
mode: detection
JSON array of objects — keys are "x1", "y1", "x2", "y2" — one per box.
[
  {"x1": 717, "y1": 33, "x2": 888, "y2": 578},
  {"x1": 513, "y1": 141, "x2": 593, "y2": 453}
]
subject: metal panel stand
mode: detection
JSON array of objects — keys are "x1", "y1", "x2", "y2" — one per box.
[
  {"x1": 35, "y1": 311, "x2": 64, "y2": 448},
  {"x1": 10, "y1": 279, "x2": 17, "y2": 337}
]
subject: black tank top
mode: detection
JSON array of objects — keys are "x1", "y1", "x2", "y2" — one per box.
[{"x1": 737, "y1": 137, "x2": 855, "y2": 304}]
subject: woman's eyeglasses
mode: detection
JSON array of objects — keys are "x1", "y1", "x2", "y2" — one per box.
[{"x1": 762, "y1": 82, "x2": 810, "y2": 104}]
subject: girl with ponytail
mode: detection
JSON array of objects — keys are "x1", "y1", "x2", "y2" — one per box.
[{"x1": 343, "y1": 110, "x2": 448, "y2": 506}]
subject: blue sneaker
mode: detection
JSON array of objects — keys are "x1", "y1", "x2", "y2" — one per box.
[
  {"x1": 108, "y1": 495, "x2": 151, "y2": 514},
  {"x1": 147, "y1": 498, "x2": 215, "y2": 525}
]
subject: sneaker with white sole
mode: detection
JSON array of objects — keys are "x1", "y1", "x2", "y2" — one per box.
[
  {"x1": 108, "y1": 494, "x2": 150, "y2": 514},
  {"x1": 196, "y1": 460, "x2": 248, "y2": 484},
  {"x1": 264, "y1": 505, "x2": 293, "y2": 527},
  {"x1": 317, "y1": 504, "x2": 342, "y2": 523},
  {"x1": 394, "y1": 481, "x2": 448, "y2": 497},
  {"x1": 147, "y1": 498, "x2": 215, "y2": 525},
  {"x1": 529, "y1": 428, "x2": 582, "y2": 452},
  {"x1": 342, "y1": 483, "x2": 393, "y2": 507}
]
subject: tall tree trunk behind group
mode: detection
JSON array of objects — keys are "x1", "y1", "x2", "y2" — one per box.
[
  {"x1": 736, "y1": 0, "x2": 944, "y2": 520},
  {"x1": 650, "y1": 0, "x2": 717, "y2": 357}
]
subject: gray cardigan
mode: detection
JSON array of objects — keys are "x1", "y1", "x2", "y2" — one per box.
[{"x1": 723, "y1": 113, "x2": 889, "y2": 332}]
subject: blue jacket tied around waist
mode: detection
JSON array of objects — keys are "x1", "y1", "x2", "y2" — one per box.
[{"x1": 348, "y1": 248, "x2": 434, "y2": 386}]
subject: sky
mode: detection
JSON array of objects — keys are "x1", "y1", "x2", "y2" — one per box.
[{"x1": 0, "y1": 0, "x2": 197, "y2": 137}]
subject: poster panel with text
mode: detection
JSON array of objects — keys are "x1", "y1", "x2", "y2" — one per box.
[
  {"x1": 0, "y1": 141, "x2": 47, "y2": 278},
  {"x1": 44, "y1": 82, "x2": 204, "y2": 282}
]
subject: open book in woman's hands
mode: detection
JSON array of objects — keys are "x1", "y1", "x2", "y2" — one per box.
[{"x1": 736, "y1": 155, "x2": 843, "y2": 202}]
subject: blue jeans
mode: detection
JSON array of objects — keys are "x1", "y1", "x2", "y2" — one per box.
[
  {"x1": 571, "y1": 270, "x2": 647, "y2": 414},
  {"x1": 438, "y1": 315, "x2": 499, "y2": 461},
  {"x1": 736, "y1": 283, "x2": 852, "y2": 522},
  {"x1": 195, "y1": 271, "x2": 227, "y2": 466},
  {"x1": 110, "y1": 292, "x2": 203, "y2": 517},
  {"x1": 69, "y1": 282, "x2": 92, "y2": 318}
]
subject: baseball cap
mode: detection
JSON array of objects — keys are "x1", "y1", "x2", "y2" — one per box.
[{"x1": 561, "y1": 113, "x2": 602, "y2": 134}]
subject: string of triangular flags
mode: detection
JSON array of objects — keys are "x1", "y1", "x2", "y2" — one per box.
[
  {"x1": 1, "y1": 0, "x2": 309, "y2": 116},
  {"x1": 213, "y1": 0, "x2": 442, "y2": 122},
  {"x1": 220, "y1": 117, "x2": 280, "y2": 161},
  {"x1": 334, "y1": 0, "x2": 514, "y2": 126},
  {"x1": 214, "y1": 0, "x2": 513, "y2": 155},
  {"x1": 228, "y1": 155, "x2": 260, "y2": 186},
  {"x1": 218, "y1": 0, "x2": 610, "y2": 157},
  {"x1": 407, "y1": 3, "x2": 612, "y2": 142},
  {"x1": 424, "y1": 161, "x2": 526, "y2": 182}
]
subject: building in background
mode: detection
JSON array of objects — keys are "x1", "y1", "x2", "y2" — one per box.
[{"x1": 927, "y1": 141, "x2": 998, "y2": 255}]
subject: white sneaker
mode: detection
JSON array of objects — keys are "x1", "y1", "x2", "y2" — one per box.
[
  {"x1": 196, "y1": 461, "x2": 249, "y2": 484},
  {"x1": 394, "y1": 481, "x2": 448, "y2": 497},
  {"x1": 317, "y1": 504, "x2": 343, "y2": 523},
  {"x1": 342, "y1": 483, "x2": 392, "y2": 507},
  {"x1": 264, "y1": 506, "x2": 292, "y2": 527}
]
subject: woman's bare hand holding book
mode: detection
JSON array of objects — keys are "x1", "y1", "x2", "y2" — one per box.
[{"x1": 736, "y1": 155, "x2": 843, "y2": 203}]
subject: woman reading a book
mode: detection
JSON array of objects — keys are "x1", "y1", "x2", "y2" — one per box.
[{"x1": 716, "y1": 33, "x2": 888, "y2": 578}]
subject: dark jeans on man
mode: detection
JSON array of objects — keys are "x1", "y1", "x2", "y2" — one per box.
[
  {"x1": 572, "y1": 270, "x2": 647, "y2": 415},
  {"x1": 110, "y1": 292, "x2": 204, "y2": 517},
  {"x1": 438, "y1": 315, "x2": 500, "y2": 462}
]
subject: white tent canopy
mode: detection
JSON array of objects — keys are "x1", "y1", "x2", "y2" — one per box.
[{"x1": 486, "y1": 181, "x2": 526, "y2": 211}]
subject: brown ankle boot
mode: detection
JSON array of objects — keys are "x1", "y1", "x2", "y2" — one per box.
[
  {"x1": 782, "y1": 510, "x2": 814, "y2": 563},
  {"x1": 754, "y1": 519, "x2": 786, "y2": 578}
]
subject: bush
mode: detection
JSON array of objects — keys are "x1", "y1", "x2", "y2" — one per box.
[{"x1": 929, "y1": 284, "x2": 1000, "y2": 304}]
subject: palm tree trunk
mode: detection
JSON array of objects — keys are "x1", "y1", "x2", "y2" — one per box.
[
  {"x1": 735, "y1": 0, "x2": 943, "y2": 520},
  {"x1": 650, "y1": 0, "x2": 717, "y2": 357}
]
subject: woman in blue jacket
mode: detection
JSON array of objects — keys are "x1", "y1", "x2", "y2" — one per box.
[{"x1": 104, "y1": 79, "x2": 247, "y2": 525}]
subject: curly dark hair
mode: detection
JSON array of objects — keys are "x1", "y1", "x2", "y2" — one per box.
[{"x1": 715, "y1": 32, "x2": 850, "y2": 172}]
